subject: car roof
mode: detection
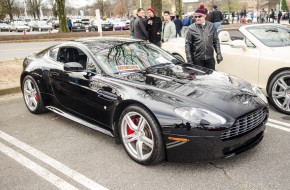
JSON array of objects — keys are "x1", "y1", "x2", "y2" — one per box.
[{"x1": 67, "y1": 37, "x2": 144, "y2": 53}]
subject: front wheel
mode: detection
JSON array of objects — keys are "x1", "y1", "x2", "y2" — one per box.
[
  {"x1": 22, "y1": 75, "x2": 47, "y2": 114},
  {"x1": 119, "y1": 105, "x2": 165, "y2": 165},
  {"x1": 268, "y1": 70, "x2": 290, "y2": 114}
]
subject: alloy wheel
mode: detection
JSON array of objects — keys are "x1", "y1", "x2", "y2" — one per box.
[
  {"x1": 272, "y1": 75, "x2": 290, "y2": 112},
  {"x1": 120, "y1": 111, "x2": 154, "y2": 161},
  {"x1": 23, "y1": 78, "x2": 39, "y2": 112}
]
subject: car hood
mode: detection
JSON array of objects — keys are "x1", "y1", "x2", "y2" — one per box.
[
  {"x1": 118, "y1": 64, "x2": 265, "y2": 118},
  {"x1": 272, "y1": 46, "x2": 290, "y2": 55}
]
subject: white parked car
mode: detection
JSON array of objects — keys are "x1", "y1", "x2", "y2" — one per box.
[
  {"x1": 8, "y1": 21, "x2": 30, "y2": 32},
  {"x1": 162, "y1": 24, "x2": 290, "y2": 114},
  {"x1": 31, "y1": 21, "x2": 53, "y2": 31}
]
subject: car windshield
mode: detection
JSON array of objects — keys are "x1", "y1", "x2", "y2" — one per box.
[
  {"x1": 38, "y1": 21, "x2": 47, "y2": 26},
  {"x1": 73, "y1": 22, "x2": 82, "y2": 26},
  {"x1": 94, "y1": 42, "x2": 181, "y2": 75},
  {"x1": 15, "y1": 22, "x2": 26, "y2": 26},
  {"x1": 246, "y1": 25, "x2": 290, "y2": 47}
]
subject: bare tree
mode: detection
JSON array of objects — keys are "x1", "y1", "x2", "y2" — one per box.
[
  {"x1": 56, "y1": 0, "x2": 69, "y2": 32},
  {"x1": 48, "y1": 0, "x2": 58, "y2": 18},
  {"x1": 27, "y1": 0, "x2": 42, "y2": 19},
  {"x1": 220, "y1": 0, "x2": 239, "y2": 13},
  {"x1": 0, "y1": 0, "x2": 16, "y2": 20},
  {"x1": 151, "y1": 0, "x2": 161, "y2": 17}
]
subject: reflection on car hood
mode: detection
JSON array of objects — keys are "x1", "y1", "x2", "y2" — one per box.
[{"x1": 119, "y1": 64, "x2": 264, "y2": 118}]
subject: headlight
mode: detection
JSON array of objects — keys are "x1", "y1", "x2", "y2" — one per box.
[
  {"x1": 252, "y1": 85, "x2": 268, "y2": 104},
  {"x1": 174, "y1": 107, "x2": 226, "y2": 126}
]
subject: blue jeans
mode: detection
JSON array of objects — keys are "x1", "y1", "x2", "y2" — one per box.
[{"x1": 213, "y1": 22, "x2": 221, "y2": 31}]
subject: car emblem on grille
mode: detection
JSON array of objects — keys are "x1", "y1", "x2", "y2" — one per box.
[{"x1": 242, "y1": 101, "x2": 249, "y2": 105}]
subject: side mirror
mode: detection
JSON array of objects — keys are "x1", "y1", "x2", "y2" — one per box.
[
  {"x1": 230, "y1": 40, "x2": 247, "y2": 51},
  {"x1": 64, "y1": 62, "x2": 84, "y2": 72}
]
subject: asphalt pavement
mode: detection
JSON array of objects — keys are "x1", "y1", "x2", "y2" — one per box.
[{"x1": 0, "y1": 94, "x2": 289, "y2": 190}]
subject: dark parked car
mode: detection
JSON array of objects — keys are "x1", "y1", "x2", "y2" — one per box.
[
  {"x1": 71, "y1": 22, "x2": 86, "y2": 32},
  {"x1": 221, "y1": 19, "x2": 230, "y2": 25},
  {"x1": 88, "y1": 21, "x2": 114, "y2": 32},
  {"x1": 21, "y1": 38, "x2": 268, "y2": 165}
]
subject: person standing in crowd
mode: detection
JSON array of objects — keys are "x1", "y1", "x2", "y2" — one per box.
[
  {"x1": 146, "y1": 8, "x2": 162, "y2": 47},
  {"x1": 278, "y1": 11, "x2": 282, "y2": 24},
  {"x1": 134, "y1": 8, "x2": 148, "y2": 40},
  {"x1": 269, "y1": 9, "x2": 275, "y2": 23},
  {"x1": 130, "y1": 10, "x2": 137, "y2": 38},
  {"x1": 185, "y1": 5, "x2": 223, "y2": 70},
  {"x1": 211, "y1": 5, "x2": 223, "y2": 30},
  {"x1": 173, "y1": 15, "x2": 183, "y2": 37},
  {"x1": 237, "y1": 10, "x2": 240, "y2": 23},
  {"x1": 182, "y1": 15, "x2": 191, "y2": 36},
  {"x1": 256, "y1": 11, "x2": 260, "y2": 23},
  {"x1": 231, "y1": 11, "x2": 235, "y2": 24},
  {"x1": 250, "y1": 11, "x2": 254, "y2": 22},
  {"x1": 161, "y1": 11, "x2": 176, "y2": 43},
  {"x1": 259, "y1": 8, "x2": 266, "y2": 24},
  {"x1": 205, "y1": 8, "x2": 211, "y2": 22},
  {"x1": 67, "y1": 19, "x2": 72, "y2": 32}
]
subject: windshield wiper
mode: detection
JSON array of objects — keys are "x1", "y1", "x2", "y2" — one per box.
[{"x1": 145, "y1": 63, "x2": 172, "y2": 73}]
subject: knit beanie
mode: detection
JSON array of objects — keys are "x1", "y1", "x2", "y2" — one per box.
[{"x1": 195, "y1": 4, "x2": 206, "y2": 15}]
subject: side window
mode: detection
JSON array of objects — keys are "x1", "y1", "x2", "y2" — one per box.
[
  {"x1": 245, "y1": 37, "x2": 255, "y2": 48},
  {"x1": 57, "y1": 47, "x2": 87, "y2": 68},
  {"x1": 49, "y1": 48, "x2": 59, "y2": 61}
]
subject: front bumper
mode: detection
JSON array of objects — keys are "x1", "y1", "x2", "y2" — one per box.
[{"x1": 163, "y1": 120, "x2": 267, "y2": 162}]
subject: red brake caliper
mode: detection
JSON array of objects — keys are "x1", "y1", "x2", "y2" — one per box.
[
  {"x1": 35, "y1": 93, "x2": 39, "y2": 102},
  {"x1": 127, "y1": 118, "x2": 136, "y2": 135}
]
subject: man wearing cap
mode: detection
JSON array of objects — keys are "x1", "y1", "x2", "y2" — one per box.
[
  {"x1": 185, "y1": 5, "x2": 223, "y2": 70},
  {"x1": 211, "y1": 5, "x2": 223, "y2": 30},
  {"x1": 161, "y1": 11, "x2": 176, "y2": 43},
  {"x1": 146, "y1": 8, "x2": 162, "y2": 47}
]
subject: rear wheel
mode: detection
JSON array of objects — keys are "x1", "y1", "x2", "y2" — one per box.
[
  {"x1": 268, "y1": 70, "x2": 290, "y2": 114},
  {"x1": 119, "y1": 105, "x2": 165, "y2": 165},
  {"x1": 22, "y1": 76, "x2": 47, "y2": 114}
]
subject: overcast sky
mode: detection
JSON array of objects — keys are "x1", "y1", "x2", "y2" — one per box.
[{"x1": 67, "y1": 0, "x2": 95, "y2": 7}]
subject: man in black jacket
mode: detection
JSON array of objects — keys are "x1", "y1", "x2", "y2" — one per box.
[
  {"x1": 146, "y1": 8, "x2": 162, "y2": 47},
  {"x1": 134, "y1": 8, "x2": 148, "y2": 40},
  {"x1": 185, "y1": 5, "x2": 223, "y2": 70},
  {"x1": 211, "y1": 5, "x2": 223, "y2": 30}
]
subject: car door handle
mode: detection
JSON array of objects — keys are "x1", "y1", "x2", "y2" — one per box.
[
  {"x1": 97, "y1": 90, "x2": 118, "y2": 101},
  {"x1": 50, "y1": 72, "x2": 59, "y2": 77}
]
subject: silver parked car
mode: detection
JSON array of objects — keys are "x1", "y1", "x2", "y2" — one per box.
[{"x1": 31, "y1": 21, "x2": 54, "y2": 31}]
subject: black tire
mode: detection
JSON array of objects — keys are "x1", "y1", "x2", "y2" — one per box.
[
  {"x1": 173, "y1": 54, "x2": 186, "y2": 62},
  {"x1": 22, "y1": 75, "x2": 47, "y2": 114},
  {"x1": 118, "y1": 104, "x2": 165, "y2": 165},
  {"x1": 268, "y1": 70, "x2": 290, "y2": 115}
]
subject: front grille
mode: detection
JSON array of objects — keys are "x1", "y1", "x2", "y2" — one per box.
[{"x1": 221, "y1": 108, "x2": 267, "y2": 141}]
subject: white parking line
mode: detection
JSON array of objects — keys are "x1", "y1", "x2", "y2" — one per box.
[
  {"x1": 0, "y1": 131, "x2": 108, "y2": 190},
  {"x1": 266, "y1": 123, "x2": 290, "y2": 132},
  {"x1": 0, "y1": 142, "x2": 79, "y2": 190},
  {"x1": 268, "y1": 118, "x2": 290, "y2": 128}
]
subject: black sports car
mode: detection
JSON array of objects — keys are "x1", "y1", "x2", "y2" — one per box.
[{"x1": 21, "y1": 37, "x2": 269, "y2": 165}]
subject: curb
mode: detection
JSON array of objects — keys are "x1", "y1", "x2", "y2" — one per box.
[{"x1": 0, "y1": 87, "x2": 21, "y2": 96}]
